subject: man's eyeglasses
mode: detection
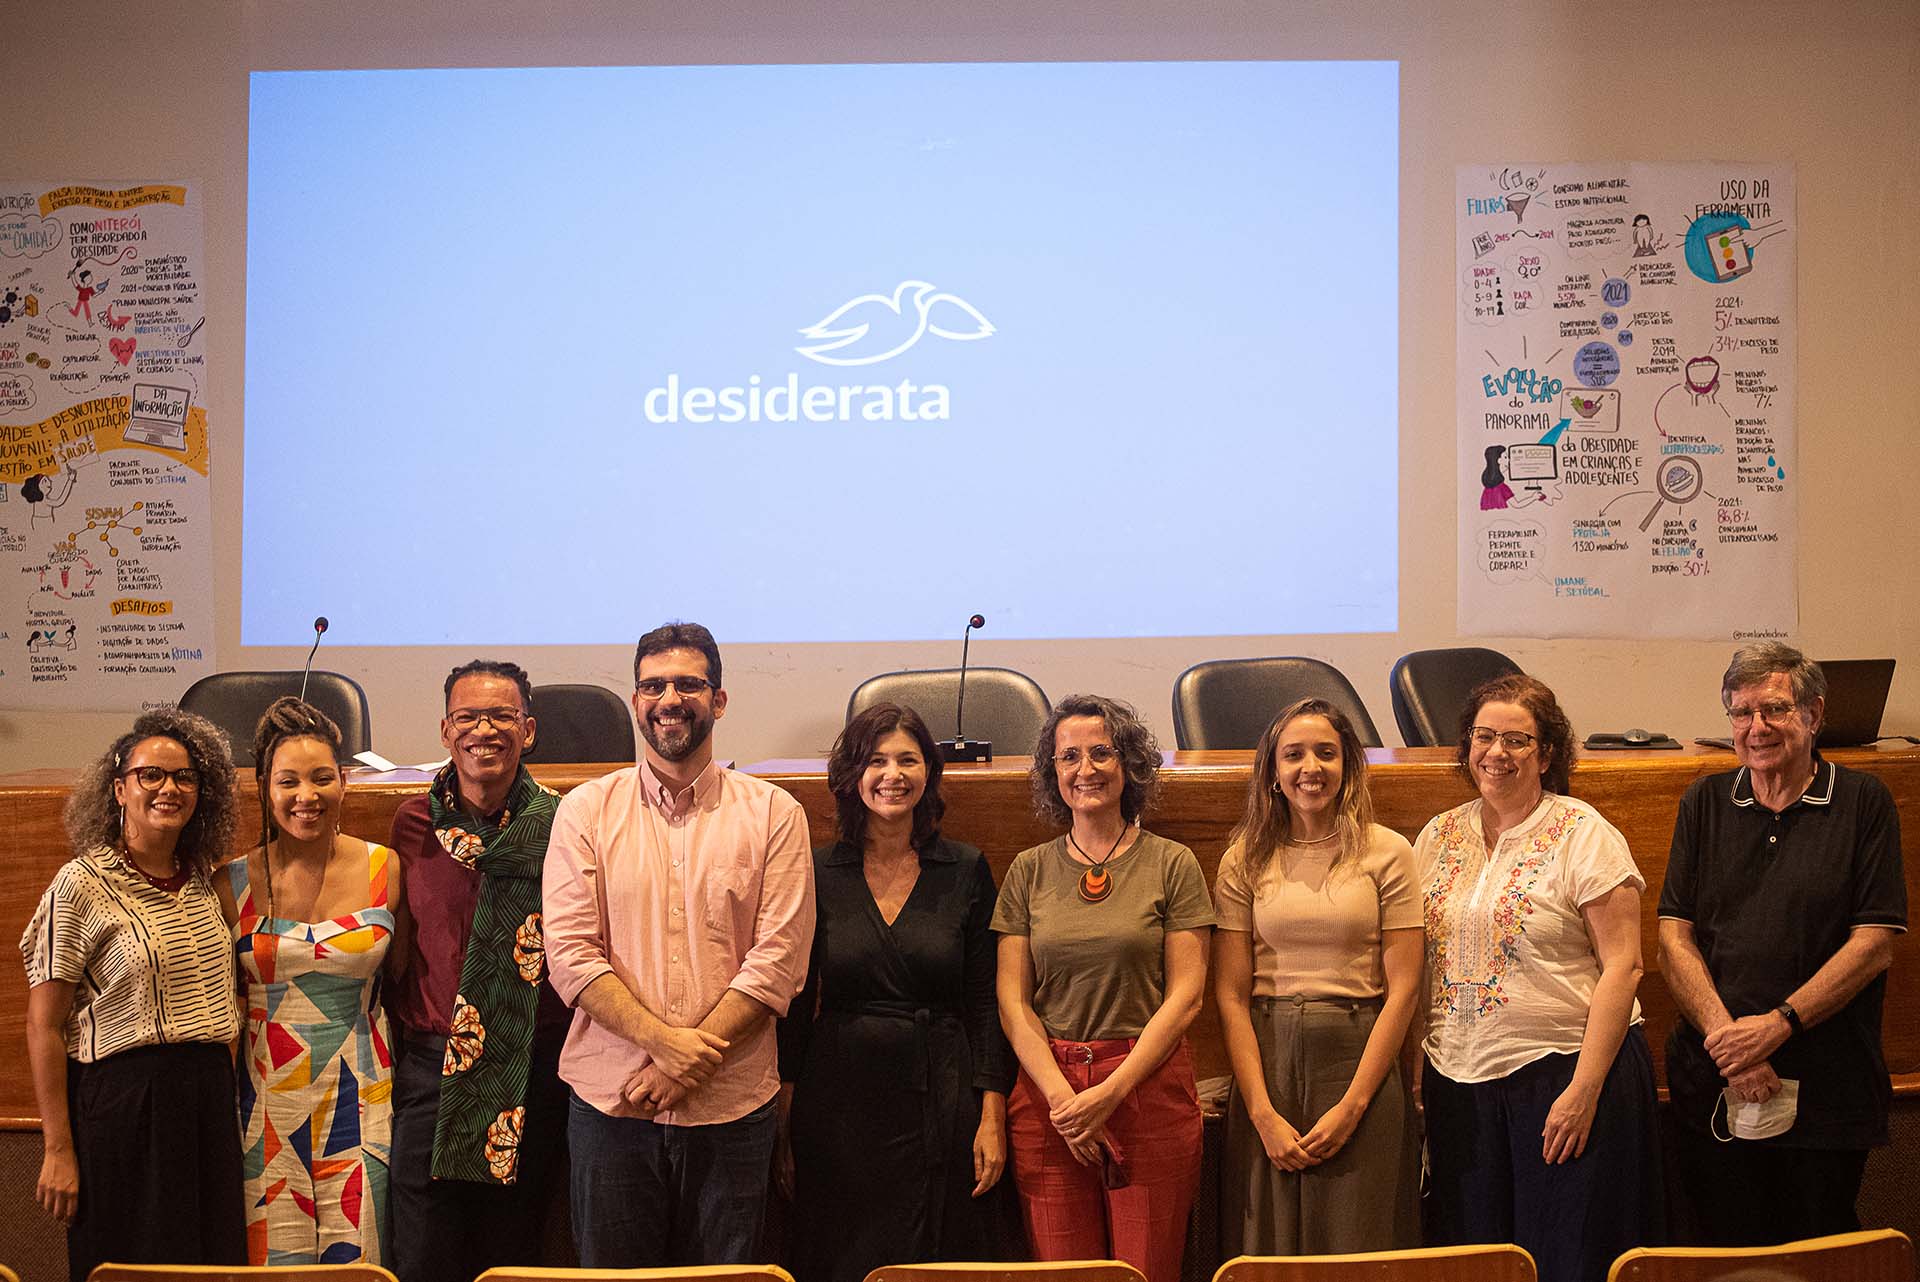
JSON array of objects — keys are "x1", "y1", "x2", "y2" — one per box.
[
  {"x1": 447, "y1": 707, "x2": 526, "y2": 732},
  {"x1": 120, "y1": 765, "x2": 202, "y2": 791},
  {"x1": 635, "y1": 676, "x2": 716, "y2": 701},
  {"x1": 1469, "y1": 727, "x2": 1538, "y2": 752},
  {"x1": 1726, "y1": 700, "x2": 1800, "y2": 727},
  {"x1": 1054, "y1": 745, "x2": 1120, "y2": 768}
]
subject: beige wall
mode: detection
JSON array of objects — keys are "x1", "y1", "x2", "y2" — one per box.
[{"x1": 2, "y1": 0, "x2": 1915, "y2": 773}]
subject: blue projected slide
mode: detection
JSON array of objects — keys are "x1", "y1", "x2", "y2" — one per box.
[{"x1": 244, "y1": 61, "x2": 1398, "y2": 645}]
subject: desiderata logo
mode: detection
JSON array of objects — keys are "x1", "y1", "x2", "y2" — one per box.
[
  {"x1": 795, "y1": 280, "x2": 994, "y2": 367},
  {"x1": 643, "y1": 280, "x2": 993, "y2": 425}
]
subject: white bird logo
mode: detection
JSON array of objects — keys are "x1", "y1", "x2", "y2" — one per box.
[{"x1": 795, "y1": 280, "x2": 995, "y2": 366}]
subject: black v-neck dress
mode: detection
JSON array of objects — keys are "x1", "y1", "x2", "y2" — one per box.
[{"x1": 779, "y1": 837, "x2": 1018, "y2": 1282}]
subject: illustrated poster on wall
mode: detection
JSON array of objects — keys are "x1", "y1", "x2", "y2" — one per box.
[
  {"x1": 0, "y1": 181, "x2": 213, "y2": 709},
  {"x1": 1456, "y1": 162, "x2": 1795, "y2": 640}
]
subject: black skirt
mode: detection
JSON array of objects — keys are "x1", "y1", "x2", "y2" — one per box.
[{"x1": 66, "y1": 1041, "x2": 247, "y2": 1282}]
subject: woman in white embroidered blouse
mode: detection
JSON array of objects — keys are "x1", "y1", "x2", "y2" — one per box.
[
  {"x1": 20, "y1": 708, "x2": 247, "y2": 1282},
  {"x1": 1414, "y1": 673, "x2": 1660, "y2": 1282}
]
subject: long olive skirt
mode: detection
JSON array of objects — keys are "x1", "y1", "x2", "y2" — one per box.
[{"x1": 1222, "y1": 996, "x2": 1420, "y2": 1256}]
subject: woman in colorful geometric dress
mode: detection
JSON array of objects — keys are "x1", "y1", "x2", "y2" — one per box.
[{"x1": 219, "y1": 696, "x2": 406, "y2": 1264}]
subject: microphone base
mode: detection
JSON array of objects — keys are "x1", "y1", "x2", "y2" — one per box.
[{"x1": 937, "y1": 738, "x2": 993, "y2": 764}]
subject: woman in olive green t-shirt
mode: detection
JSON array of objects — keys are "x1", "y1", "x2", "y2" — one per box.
[{"x1": 992, "y1": 694, "x2": 1214, "y2": 1282}]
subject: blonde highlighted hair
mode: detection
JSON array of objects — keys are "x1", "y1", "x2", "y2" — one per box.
[{"x1": 1226, "y1": 698, "x2": 1376, "y2": 883}]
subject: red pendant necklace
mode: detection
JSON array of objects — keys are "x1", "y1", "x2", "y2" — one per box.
[{"x1": 1070, "y1": 826, "x2": 1128, "y2": 903}]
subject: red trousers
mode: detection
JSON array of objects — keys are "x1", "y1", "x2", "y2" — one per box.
[{"x1": 1008, "y1": 1038, "x2": 1202, "y2": 1282}]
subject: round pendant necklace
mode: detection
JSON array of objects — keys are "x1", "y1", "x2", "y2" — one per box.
[{"x1": 1070, "y1": 826, "x2": 1129, "y2": 903}]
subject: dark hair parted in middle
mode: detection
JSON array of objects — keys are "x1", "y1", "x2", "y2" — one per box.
[
  {"x1": 252, "y1": 696, "x2": 345, "y2": 846},
  {"x1": 1029, "y1": 693, "x2": 1161, "y2": 826},
  {"x1": 1455, "y1": 672, "x2": 1577, "y2": 796},
  {"x1": 634, "y1": 621, "x2": 722, "y2": 690},
  {"x1": 826, "y1": 702, "x2": 946, "y2": 852}
]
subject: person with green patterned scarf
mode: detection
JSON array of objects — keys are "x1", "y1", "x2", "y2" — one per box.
[{"x1": 385, "y1": 662, "x2": 575, "y2": 1282}]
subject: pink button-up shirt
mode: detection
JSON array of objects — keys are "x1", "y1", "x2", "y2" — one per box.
[{"x1": 543, "y1": 758, "x2": 815, "y2": 1125}]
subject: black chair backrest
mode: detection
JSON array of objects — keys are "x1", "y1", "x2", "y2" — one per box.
[
  {"x1": 523, "y1": 683, "x2": 635, "y2": 764},
  {"x1": 847, "y1": 667, "x2": 1051, "y2": 754},
  {"x1": 178, "y1": 670, "x2": 372, "y2": 768},
  {"x1": 1171, "y1": 656, "x2": 1382, "y2": 750},
  {"x1": 1389, "y1": 647, "x2": 1524, "y2": 747}
]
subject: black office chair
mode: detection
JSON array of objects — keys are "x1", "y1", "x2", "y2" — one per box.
[
  {"x1": 1171, "y1": 656, "x2": 1383, "y2": 750},
  {"x1": 178, "y1": 670, "x2": 372, "y2": 768},
  {"x1": 1388, "y1": 647, "x2": 1524, "y2": 747},
  {"x1": 522, "y1": 683, "x2": 635, "y2": 763},
  {"x1": 847, "y1": 667, "x2": 1052, "y2": 754}
]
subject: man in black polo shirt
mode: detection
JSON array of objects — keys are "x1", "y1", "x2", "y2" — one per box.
[{"x1": 1657, "y1": 642, "x2": 1906, "y2": 1245}]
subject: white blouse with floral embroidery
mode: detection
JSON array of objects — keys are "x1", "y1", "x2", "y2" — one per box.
[{"x1": 1415, "y1": 793, "x2": 1645, "y2": 1083}]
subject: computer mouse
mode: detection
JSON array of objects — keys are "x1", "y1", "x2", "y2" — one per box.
[{"x1": 1622, "y1": 727, "x2": 1655, "y2": 745}]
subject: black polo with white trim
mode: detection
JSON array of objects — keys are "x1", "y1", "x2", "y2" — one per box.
[{"x1": 1658, "y1": 754, "x2": 1907, "y2": 1147}]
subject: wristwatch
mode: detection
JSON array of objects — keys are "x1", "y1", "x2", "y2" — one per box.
[{"x1": 1774, "y1": 1001, "x2": 1803, "y2": 1036}]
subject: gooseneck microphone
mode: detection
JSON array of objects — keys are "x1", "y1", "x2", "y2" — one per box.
[
  {"x1": 939, "y1": 613, "x2": 993, "y2": 764},
  {"x1": 298, "y1": 616, "x2": 329, "y2": 703}
]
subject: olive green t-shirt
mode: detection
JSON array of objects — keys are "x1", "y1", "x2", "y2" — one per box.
[{"x1": 991, "y1": 830, "x2": 1216, "y2": 1041}]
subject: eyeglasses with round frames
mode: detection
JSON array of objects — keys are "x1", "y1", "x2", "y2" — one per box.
[
  {"x1": 635, "y1": 676, "x2": 716, "y2": 701},
  {"x1": 447, "y1": 707, "x2": 526, "y2": 732},
  {"x1": 1054, "y1": 744, "x2": 1119, "y2": 768},
  {"x1": 1726, "y1": 700, "x2": 1800, "y2": 727},
  {"x1": 120, "y1": 765, "x2": 202, "y2": 791},
  {"x1": 1469, "y1": 727, "x2": 1538, "y2": 752}
]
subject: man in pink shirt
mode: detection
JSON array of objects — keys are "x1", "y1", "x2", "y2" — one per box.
[{"x1": 543, "y1": 621, "x2": 815, "y2": 1265}]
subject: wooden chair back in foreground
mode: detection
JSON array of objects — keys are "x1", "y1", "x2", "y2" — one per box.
[
  {"x1": 90, "y1": 1265, "x2": 399, "y2": 1282},
  {"x1": 1214, "y1": 1244, "x2": 1537, "y2": 1282},
  {"x1": 1607, "y1": 1229, "x2": 1914, "y2": 1282},
  {"x1": 477, "y1": 1267, "x2": 797, "y2": 1282},
  {"x1": 864, "y1": 1263, "x2": 1148, "y2": 1282}
]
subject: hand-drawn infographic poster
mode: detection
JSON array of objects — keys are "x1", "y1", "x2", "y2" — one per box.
[
  {"x1": 0, "y1": 181, "x2": 213, "y2": 709},
  {"x1": 1456, "y1": 163, "x2": 1795, "y2": 640}
]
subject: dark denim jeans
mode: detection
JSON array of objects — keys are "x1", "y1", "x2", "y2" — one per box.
[
  {"x1": 389, "y1": 1032, "x2": 569, "y2": 1282},
  {"x1": 567, "y1": 1090, "x2": 778, "y2": 1266}
]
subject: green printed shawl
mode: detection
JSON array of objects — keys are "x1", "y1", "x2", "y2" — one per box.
[{"x1": 428, "y1": 764, "x2": 559, "y2": 1183}]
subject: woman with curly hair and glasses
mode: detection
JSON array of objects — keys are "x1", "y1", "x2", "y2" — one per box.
[
  {"x1": 992, "y1": 695, "x2": 1214, "y2": 1282},
  {"x1": 1416, "y1": 673, "x2": 1659, "y2": 1282},
  {"x1": 777, "y1": 702, "x2": 1016, "y2": 1282},
  {"x1": 21, "y1": 707, "x2": 247, "y2": 1282},
  {"x1": 218, "y1": 696, "x2": 405, "y2": 1266},
  {"x1": 1213, "y1": 698, "x2": 1422, "y2": 1255}
]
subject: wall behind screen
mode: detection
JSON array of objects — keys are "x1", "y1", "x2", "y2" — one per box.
[{"x1": 2, "y1": 0, "x2": 1915, "y2": 772}]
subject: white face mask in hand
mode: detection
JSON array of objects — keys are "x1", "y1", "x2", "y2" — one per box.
[{"x1": 1712, "y1": 1078, "x2": 1799, "y2": 1141}]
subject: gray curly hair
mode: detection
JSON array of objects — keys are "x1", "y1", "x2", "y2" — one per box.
[{"x1": 64, "y1": 707, "x2": 239, "y2": 878}]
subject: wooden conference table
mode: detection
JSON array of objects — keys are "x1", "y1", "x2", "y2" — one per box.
[{"x1": 2, "y1": 743, "x2": 1916, "y2": 1127}]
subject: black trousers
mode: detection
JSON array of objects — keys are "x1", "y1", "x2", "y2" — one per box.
[
  {"x1": 67, "y1": 1042, "x2": 247, "y2": 1282},
  {"x1": 1424, "y1": 1028, "x2": 1663, "y2": 1282},
  {"x1": 1671, "y1": 1124, "x2": 1867, "y2": 1246},
  {"x1": 388, "y1": 1030, "x2": 570, "y2": 1282}
]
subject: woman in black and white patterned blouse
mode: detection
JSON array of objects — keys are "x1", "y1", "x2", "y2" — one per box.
[{"x1": 21, "y1": 707, "x2": 248, "y2": 1282}]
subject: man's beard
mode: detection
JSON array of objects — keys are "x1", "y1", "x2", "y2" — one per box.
[{"x1": 641, "y1": 707, "x2": 713, "y2": 762}]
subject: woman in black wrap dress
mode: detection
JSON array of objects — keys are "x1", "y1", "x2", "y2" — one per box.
[{"x1": 777, "y1": 703, "x2": 1015, "y2": 1282}]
